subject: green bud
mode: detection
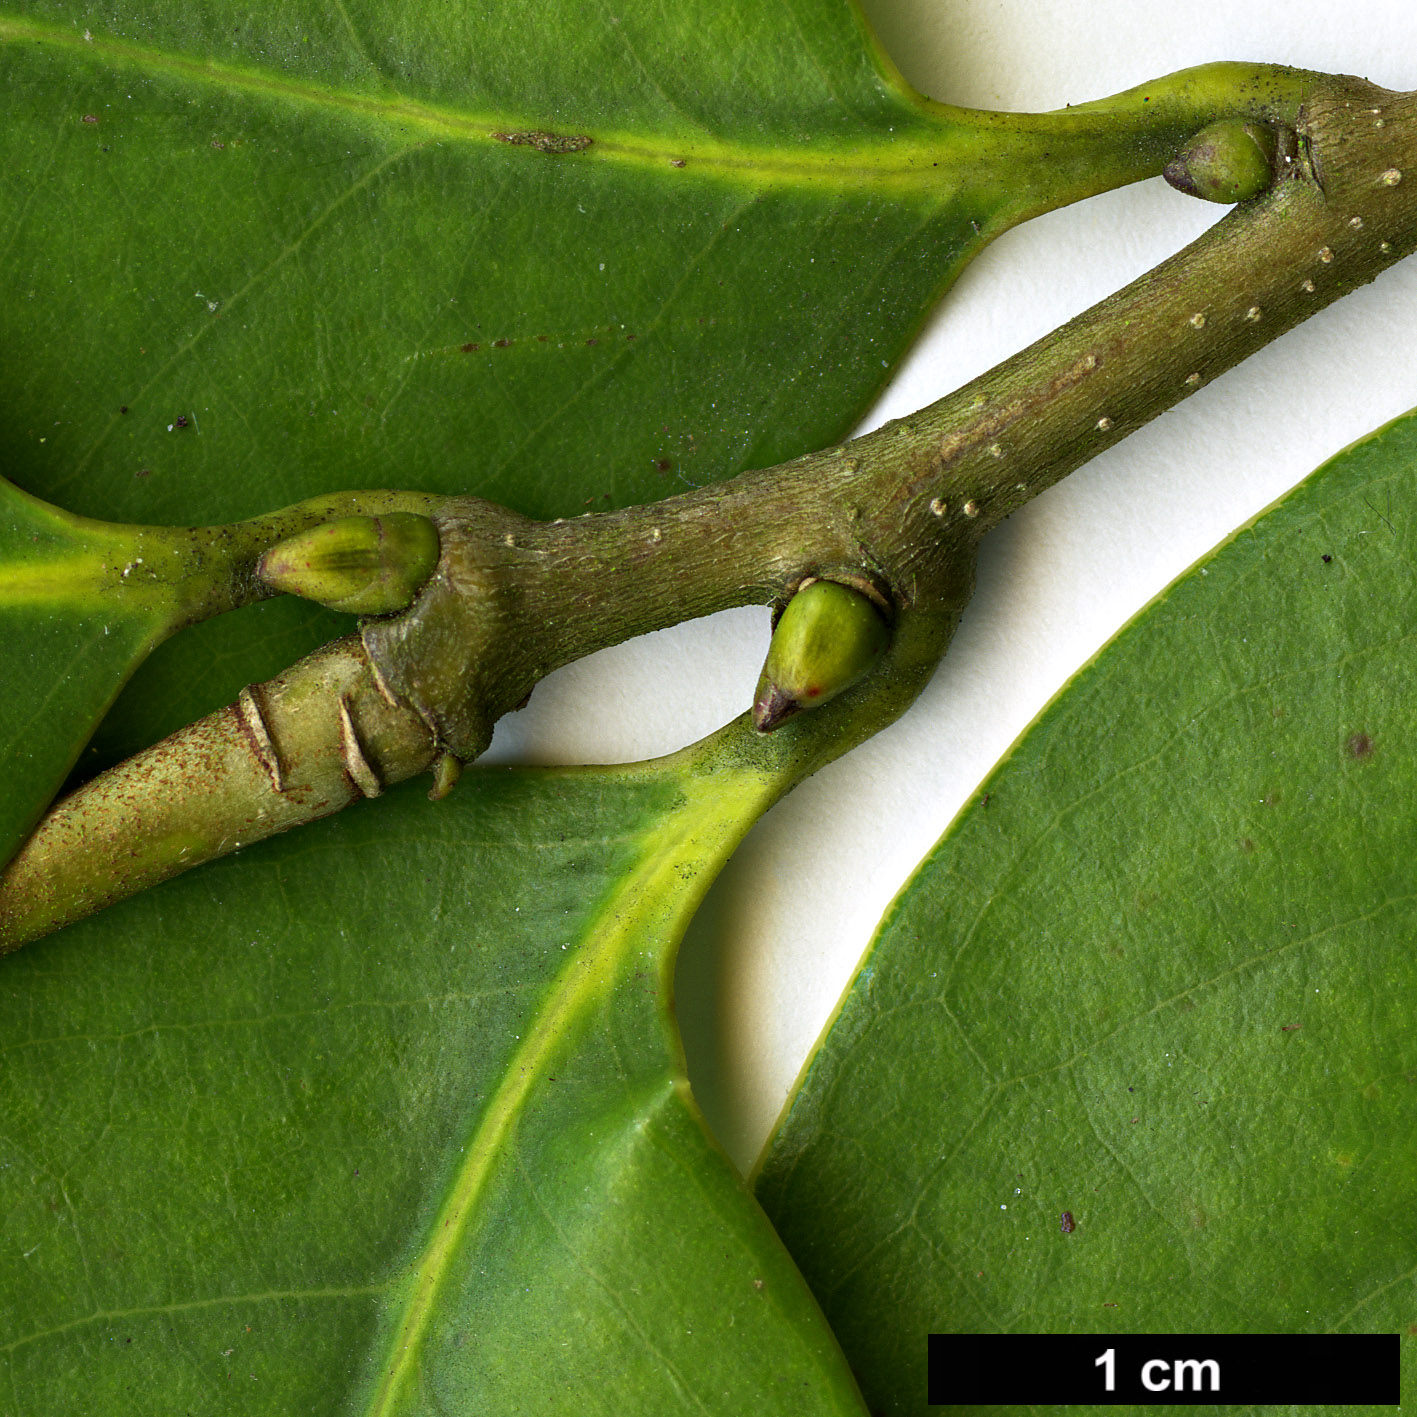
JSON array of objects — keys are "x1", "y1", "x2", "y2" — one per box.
[
  {"x1": 753, "y1": 579, "x2": 890, "y2": 733},
  {"x1": 427, "y1": 749, "x2": 462, "y2": 801},
  {"x1": 1163, "y1": 120, "x2": 1277, "y2": 204},
  {"x1": 258, "y1": 513, "x2": 440, "y2": 615}
]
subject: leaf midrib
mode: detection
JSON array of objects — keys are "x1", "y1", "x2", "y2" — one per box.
[
  {"x1": 3, "y1": 15, "x2": 960, "y2": 195},
  {"x1": 362, "y1": 755, "x2": 775, "y2": 1415}
]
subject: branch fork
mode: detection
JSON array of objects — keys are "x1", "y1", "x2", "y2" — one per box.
[{"x1": 3, "y1": 66, "x2": 1415, "y2": 952}]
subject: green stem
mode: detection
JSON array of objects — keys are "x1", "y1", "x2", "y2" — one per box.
[
  {"x1": 368, "y1": 72, "x2": 1417, "y2": 759},
  {"x1": 0, "y1": 638, "x2": 436, "y2": 948},
  {"x1": 918, "y1": 62, "x2": 1320, "y2": 223},
  {"x1": 3, "y1": 483, "x2": 451, "y2": 627},
  {"x1": 3, "y1": 65, "x2": 1415, "y2": 953}
]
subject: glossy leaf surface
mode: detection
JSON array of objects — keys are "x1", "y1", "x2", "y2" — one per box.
[
  {"x1": 0, "y1": 2, "x2": 1225, "y2": 528},
  {"x1": 756, "y1": 411, "x2": 1417, "y2": 1414},
  {"x1": 0, "y1": 723, "x2": 867, "y2": 1414}
]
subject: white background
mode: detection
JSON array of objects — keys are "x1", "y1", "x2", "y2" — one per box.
[{"x1": 480, "y1": 0, "x2": 1417, "y2": 1172}]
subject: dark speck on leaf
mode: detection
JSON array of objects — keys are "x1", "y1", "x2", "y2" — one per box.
[
  {"x1": 1061, "y1": 1211, "x2": 1075, "y2": 1233},
  {"x1": 460, "y1": 342, "x2": 478, "y2": 353},
  {"x1": 1347, "y1": 731, "x2": 1374, "y2": 760},
  {"x1": 586, "y1": 338, "x2": 598, "y2": 345},
  {"x1": 670, "y1": 158, "x2": 686, "y2": 168},
  {"x1": 492, "y1": 129, "x2": 592, "y2": 154},
  {"x1": 119, "y1": 405, "x2": 128, "y2": 414},
  {"x1": 494, "y1": 339, "x2": 510, "y2": 348},
  {"x1": 135, "y1": 468, "x2": 151, "y2": 478},
  {"x1": 1281, "y1": 1024, "x2": 1302, "y2": 1031},
  {"x1": 82, "y1": 114, "x2": 98, "y2": 124},
  {"x1": 655, "y1": 459, "x2": 672, "y2": 472},
  {"x1": 174, "y1": 414, "x2": 189, "y2": 429},
  {"x1": 1322, "y1": 553, "x2": 1332, "y2": 563}
]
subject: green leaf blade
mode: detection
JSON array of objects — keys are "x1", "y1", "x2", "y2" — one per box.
[
  {"x1": 2, "y1": 10, "x2": 1290, "y2": 528},
  {"x1": 0, "y1": 729, "x2": 866, "y2": 1414},
  {"x1": 755, "y1": 411, "x2": 1417, "y2": 1414},
  {"x1": 1, "y1": 5, "x2": 960, "y2": 527}
]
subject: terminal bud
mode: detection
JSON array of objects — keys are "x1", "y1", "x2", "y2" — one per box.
[
  {"x1": 258, "y1": 513, "x2": 440, "y2": 615},
  {"x1": 1164, "y1": 119, "x2": 1278, "y2": 204},
  {"x1": 753, "y1": 579, "x2": 890, "y2": 733}
]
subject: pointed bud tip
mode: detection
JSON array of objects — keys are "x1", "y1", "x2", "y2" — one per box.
[{"x1": 753, "y1": 683, "x2": 801, "y2": 734}]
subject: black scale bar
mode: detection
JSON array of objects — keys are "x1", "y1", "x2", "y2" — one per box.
[{"x1": 928, "y1": 1333, "x2": 1400, "y2": 1405}]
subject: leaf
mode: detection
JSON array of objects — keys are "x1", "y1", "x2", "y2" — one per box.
[
  {"x1": 0, "y1": 3, "x2": 1221, "y2": 526},
  {"x1": 1, "y1": 0, "x2": 1281, "y2": 834},
  {"x1": 0, "y1": 476, "x2": 184, "y2": 866},
  {"x1": 754, "y1": 410, "x2": 1417, "y2": 1413},
  {"x1": 0, "y1": 720, "x2": 871, "y2": 1414}
]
